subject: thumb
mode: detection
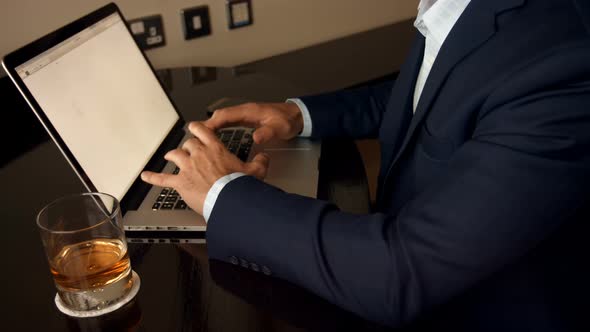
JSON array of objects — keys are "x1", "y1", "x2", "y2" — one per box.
[
  {"x1": 253, "y1": 126, "x2": 275, "y2": 144},
  {"x1": 246, "y1": 153, "x2": 270, "y2": 180}
]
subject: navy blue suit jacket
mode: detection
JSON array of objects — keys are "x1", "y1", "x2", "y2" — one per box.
[{"x1": 208, "y1": 0, "x2": 590, "y2": 329}]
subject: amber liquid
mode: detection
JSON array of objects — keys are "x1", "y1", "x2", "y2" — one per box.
[{"x1": 50, "y1": 239, "x2": 132, "y2": 310}]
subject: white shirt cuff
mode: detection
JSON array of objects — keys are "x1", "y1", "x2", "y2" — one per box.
[
  {"x1": 203, "y1": 172, "x2": 247, "y2": 222},
  {"x1": 286, "y1": 98, "x2": 312, "y2": 137}
]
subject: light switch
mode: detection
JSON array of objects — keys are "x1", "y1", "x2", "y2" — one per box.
[
  {"x1": 192, "y1": 16, "x2": 202, "y2": 30},
  {"x1": 233, "y1": 3, "x2": 249, "y2": 24},
  {"x1": 127, "y1": 15, "x2": 166, "y2": 50},
  {"x1": 227, "y1": 0, "x2": 253, "y2": 29},
  {"x1": 130, "y1": 21, "x2": 145, "y2": 35},
  {"x1": 181, "y1": 5, "x2": 212, "y2": 40},
  {"x1": 146, "y1": 35, "x2": 163, "y2": 45}
]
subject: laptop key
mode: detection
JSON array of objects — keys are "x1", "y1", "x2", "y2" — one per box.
[
  {"x1": 175, "y1": 201, "x2": 188, "y2": 210},
  {"x1": 156, "y1": 195, "x2": 165, "y2": 202},
  {"x1": 221, "y1": 131, "x2": 234, "y2": 142},
  {"x1": 161, "y1": 203, "x2": 174, "y2": 209},
  {"x1": 165, "y1": 196, "x2": 178, "y2": 202},
  {"x1": 237, "y1": 147, "x2": 250, "y2": 161},
  {"x1": 232, "y1": 131, "x2": 244, "y2": 143},
  {"x1": 152, "y1": 202, "x2": 161, "y2": 210},
  {"x1": 228, "y1": 141, "x2": 240, "y2": 154}
]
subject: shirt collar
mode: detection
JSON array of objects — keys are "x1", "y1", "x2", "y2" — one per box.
[
  {"x1": 414, "y1": 0, "x2": 472, "y2": 45},
  {"x1": 418, "y1": 0, "x2": 438, "y2": 16},
  {"x1": 414, "y1": 0, "x2": 436, "y2": 37}
]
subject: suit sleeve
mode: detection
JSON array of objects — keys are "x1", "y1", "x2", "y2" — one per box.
[
  {"x1": 207, "y1": 53, "x2": 590, "y2": 327},
  {"x1": 298, "y1": 79, "x2": 395, "y2": 139}
]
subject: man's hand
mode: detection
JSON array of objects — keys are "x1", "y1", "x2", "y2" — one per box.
[
  {"x1": 204, "y1": 102, "x2": 303, "y2": 144},
  {"x1": 140, "y1": 122, "x2": 270, "y2": 215}
]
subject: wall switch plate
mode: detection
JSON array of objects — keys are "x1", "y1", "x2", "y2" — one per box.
[
  {"x1": 190, "y1": 67, "x2": 217, "y2": 85},
  {"x1": 181, "y1": 6, "x2": 212, "y2": 40},
  {"x1": 227, "y1": 0, "x2": 253, "y2": 29},
  {"x1": 127, "y1": 15, "x2": 166, "y2": 50}
]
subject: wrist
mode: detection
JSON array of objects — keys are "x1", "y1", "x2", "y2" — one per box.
[
  {"x1": 285, "y1": 101, "x2": 304, "y2": 135},
  {"x1": 203, "y1": 172, "x2": 247, "y2": 222}
]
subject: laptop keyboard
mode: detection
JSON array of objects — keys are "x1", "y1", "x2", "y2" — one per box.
[
  {"x1": 152, "y1": 128, "x2": 254, "y2": 211},
  {"x1": 216, "y1": 128, "x2": 254, "y2": 162}
]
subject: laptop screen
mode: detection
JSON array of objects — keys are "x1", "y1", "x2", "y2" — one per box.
[{"x1": 14, "y1": 13, "x2": 179, "y2": 201}]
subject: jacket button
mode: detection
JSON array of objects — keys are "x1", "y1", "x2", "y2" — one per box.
[
  {"x1": 239, "y1": 258, "x2": 249, "y2": 268},
  {"x1": 250, "y1": 263, "x2": 259, "y2": 272},
  {"x1": 229, "y1": 256, "x2": 239, "y2": 265},
  {"x1": 262, "y1": 266, "x2": 272, "y2": 276}
]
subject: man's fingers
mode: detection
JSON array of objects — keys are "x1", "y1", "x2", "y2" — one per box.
[
  {"x1": 252, "y1": 126, "x2": 275, "y2": 144},
  {"x1": 182, "y1": 138, "x2": 203, "y2": 155},
  {"x1": 204, "y1": 104, "x2": 260, "y2": 130},
  {"x1": 164, "y1": 149, "x2": 190, "y2": 168},
  {"x1": 188, "y1": 121, "x2": 218, "y2": 145},
  {"x1": 246, "y1": 153, "x2": 270, "y2": 179},
  {"x1": 141, "y1": 171, "x2": 176, "y2": 188}
]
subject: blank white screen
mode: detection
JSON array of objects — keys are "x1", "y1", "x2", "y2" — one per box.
[{"x1": 20, "y1": 14, "x2": 178, "y2": 201}]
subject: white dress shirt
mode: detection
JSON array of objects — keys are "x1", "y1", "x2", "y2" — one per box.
[
  {"x1": 413, "y1": 0, "x2": 471, "y2": 111},
  {"x1": 202, "y1": 0, "x2": 471, "y2": 222}
]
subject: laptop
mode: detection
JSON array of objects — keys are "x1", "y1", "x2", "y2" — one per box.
[{"x1": 2, "y1": 3, "x2": 320, "y2": 231}]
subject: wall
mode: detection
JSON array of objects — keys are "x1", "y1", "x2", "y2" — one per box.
[{"x1": 0, "y1": 0, "x2": 418, "y2": 76}]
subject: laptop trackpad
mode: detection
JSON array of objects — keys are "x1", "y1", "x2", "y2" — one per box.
[{"x1": 257, "y1": 138, "x2": 320, "y2": 198}]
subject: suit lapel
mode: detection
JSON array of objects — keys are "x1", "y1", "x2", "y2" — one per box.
[
  {"x1": 382, "y1": 0, "x2": 526, "y2": 185},
  {"x1": 379, "y1": 35, "x2": 424, "y2": 171}
]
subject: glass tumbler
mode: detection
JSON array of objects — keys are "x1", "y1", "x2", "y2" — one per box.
[{"x1": 37, "y1": 193, "x2": 138, "y2": 315}]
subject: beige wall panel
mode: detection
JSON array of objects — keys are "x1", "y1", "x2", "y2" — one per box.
[{"x1": 0, "y1": 0, "x2": 418, "y2": 75}]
